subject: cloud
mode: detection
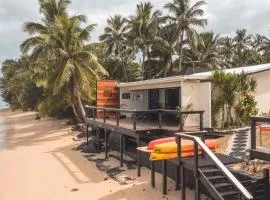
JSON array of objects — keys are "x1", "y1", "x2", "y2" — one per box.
[{"x1": 0, "y1": 0, "x2": 270, "y2": 65}]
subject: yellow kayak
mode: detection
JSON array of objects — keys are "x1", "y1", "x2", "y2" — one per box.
[
  {"x1": 150, "y1": 151, "x2": 204, "y2": 161},
  {"x1": 153, "y1": 139, "x2": 217, "y2": 154}
]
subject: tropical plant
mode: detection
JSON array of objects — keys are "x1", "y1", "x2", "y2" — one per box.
[
  {"x1": 176, "y1": 103, "x2": 193, "y2": 131},
  {"x1": 164, "y1": 0, "x2": 207, "y2": 72},
  {"x1": 212, "y1": 70, "x2": 257, "y2": 128},
  {"x1": 21, "y1": 0, "x2": 107, "y2": 121},
  {"x1": 127, "y1": 2, "x2": 162, "y2": 79},
  {"x1": 99, "y1": 14, "x2": 128, "y2": 57},
  {"x1": 182, "y1": 31, "x2": 221, "y2": 73}
]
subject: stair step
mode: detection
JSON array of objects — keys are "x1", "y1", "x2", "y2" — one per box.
[
  {"x1": 214, "y1": 182, "x2": 232, "y2": 188},
  {"x1": 220, "y1": 190, "x2": 238, "y2": 197},
  {"x1": 200, "y1": 168, "x2": 220, "y2": 173},
  {"x1": 207, "y1": 175, "x2": 226, "y2": 181}
]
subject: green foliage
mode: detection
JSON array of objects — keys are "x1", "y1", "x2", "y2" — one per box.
[
  {"x1": 176, "y1": 103, "x2": 193, "y2": 124},
  {"x1": 212, "y1": 70, "x2": 257, "y2": 128},
  {"x1": 2, "y1": 0, "x2": 270, "y2": 122}
]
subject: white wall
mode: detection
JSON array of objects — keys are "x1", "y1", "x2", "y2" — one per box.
[
  {"x1": 120, "y1": 81, "x2": 212, "y2": 127},
  {"x1": 250, "y1": 71, "x2": 270, "y2": 114},
  {"x1": 120, "y1": 88, "x2": 149, "y2": 117},
  {"x1": 181, "y1": 81, "x2": 212, "y2": 128}
]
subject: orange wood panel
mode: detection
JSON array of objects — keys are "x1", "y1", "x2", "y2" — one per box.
[{"x1": 96, "y1": 80, "x2": 119, "y2": 117}]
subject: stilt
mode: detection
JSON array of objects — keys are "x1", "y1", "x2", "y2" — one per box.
[
  {"x1": 151, "y1": 161, "x2": 155, "y2": 188},
  {"x1": 163, "y1": 160, "x2": 167, "y2": 195},
  {"x1": 104, "y1": 130, "x2": 108, "y2": 159},
  {"x1": 120, "y1": 135, "x2": 124, "y2": 167}
]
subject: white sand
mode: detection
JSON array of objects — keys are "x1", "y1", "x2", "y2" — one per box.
[{"x1": 0, "y1": 109, "x2": 198, "y2": 200}]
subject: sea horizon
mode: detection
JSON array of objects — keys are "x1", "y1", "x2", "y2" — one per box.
[{"x1": 0, "y1": 95, "x2": 8, "y2": 151}]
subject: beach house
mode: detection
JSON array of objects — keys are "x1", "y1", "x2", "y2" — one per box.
[{"x1": 117, "y1": 63, "x2": 270, "y2": 128}]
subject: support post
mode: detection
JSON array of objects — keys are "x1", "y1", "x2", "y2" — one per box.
[
  {"x1": 97, "y1": 128, "x2": 101, "y2": 153},
  {"x1": 137, "y1": 134, "x2": 141, "y2": 177},
  {"x1": 194, "y1": 141, "x2": 200, "y2": 200},
  {"x1": 103, "y1": 109, "x2": 106, "y2": 123},
  {"x1": 163, "y1": 160, "x2": 167, "y2": 195},
  {"x1": 86, "y1": 124, "x2": 89, "y2": 146},
  {"x1": 263, "y1": 168, "x2": 269, "y2": 200},
  {"x1": 251, "y1": 118, "x2": 256, "y2": 150},
  {"x1": 133, "y1": 111, "x2": 137, "y2": 130},
  {"x1": 151, "y1": 161, "x2": 155, "y2": 188},
  {"x1": 175, "y1": 165, "x2": 180, "y2": 190},
  {"x1": 104, "y1": 130, "x2": 108, "y2": 159},
  {"x1": 120, "y1": 135, "x2": 124, "y2": 167},
  {"x1": 181, "y1": 167, "x2": 186, "y2": 200},
  {"x1": 175, "y1": 136, "x2": 182, "y2": 189},
  {"x1": 93, "y1": 108, "x2": 96, "y2": 120},
  {"x1": 116, "y1": 110, "x2": 119, "y2": 126},
  {"x1": 199, "y1": 112, "x2": 203, "y2": 131}
]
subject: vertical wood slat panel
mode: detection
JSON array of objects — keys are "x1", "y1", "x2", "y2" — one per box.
[{"x1": 96, "y1": 80, "x2": 119, "y2": 118}]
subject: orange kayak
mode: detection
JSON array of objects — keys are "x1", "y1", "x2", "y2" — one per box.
[{"x1": 147, "y1": 137, "x2": 175, "y2": 150}]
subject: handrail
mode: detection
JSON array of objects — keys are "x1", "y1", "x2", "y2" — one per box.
[
  {"x1": 86, "y1": 105, "x2": 205, "y2": 131},
  {"x1": 175, "y1": 132, "x2": 253, "y2": 200},
  {"x1": 85, "y1": 105, "x2": 204, "y2": 114}
]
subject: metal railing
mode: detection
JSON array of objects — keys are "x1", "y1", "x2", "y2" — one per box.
[
  {"x1": 175, "y1": 132, "x2": 253, "y2": 200},
  {"x1": 85, "y1": 105, "x2": 205, "y2": 131}
]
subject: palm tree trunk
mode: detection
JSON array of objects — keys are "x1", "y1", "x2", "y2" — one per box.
[
  {"x1": 123, "y1": 64, "x2": 128, "y2": 82},
  {"x1": 76, "y1": 91, "x2": 86, "y2": 121},
  {"x1": 142, "y1": 52, "x2": 146, "y2": 80},
  {"x1": 164, "y1": 54, "x2": 172, "y2": 77},
  {"x1": 71, "y1": 104, "x2": 80, "y2": 122},
  {"x1": 179, "y1": 31, "x2": 184, "y2": 72},
  {"x1": 146, "y1": 48, "x2": 151, "y2": 79}
]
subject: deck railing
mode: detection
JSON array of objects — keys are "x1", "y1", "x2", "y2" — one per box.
[
  {"x1": 85, "y1": 105, "x2": 205, "y2": 131},
  {"x1": 250, "y1": 116, "x2": 270, "y2": 161},
  {"x1": 175, "y1": 132, "x2": 253, "y2": 200}
]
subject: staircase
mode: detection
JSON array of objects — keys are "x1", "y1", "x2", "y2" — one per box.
[
  {"x1": 199, "y1": 166, "x2": 246, "y2": 199},
  {"x1": 176, "y1": 132, "x2": 254, "y2": 200},
  {"x1": 199, "y1": 165, "x2": 267, "y2": 200}
]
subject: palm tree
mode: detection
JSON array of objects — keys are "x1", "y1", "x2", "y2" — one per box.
[
  {"x1": 219, "y1": 37, "x2": 235, "y2": 68},
  {"x1": 152, "y1": 24, "x2": 176, "y2": 77},
  {"x1": 39, "y1": 0, "x2": 70, "y2": 22},
  {"x1": 182, "y1": 31, "x2": 221, "y2": 73},
  {"x1": 21, "y1": 1, "x2": 107, "y2": 121},
  {"x1": 99, "y1": 14, "x2": 128, "y2": 57},
  {"x1": 164, "y1": 0, "x2": 207, "y2": 71},
  {"x1": 127, "y1": 2, "x2": 162, "y2": 79}
]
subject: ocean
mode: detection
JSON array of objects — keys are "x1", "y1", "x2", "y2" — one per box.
[
  {"x1": 0, "y1": 95, "x2": 7, "y2": 150},
  {"x1": 0, "y1": 95, "x2": 7, "y2": 108}
]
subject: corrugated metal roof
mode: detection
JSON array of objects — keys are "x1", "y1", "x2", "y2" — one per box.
[
  {"x1": 188, "y1": 63, "x2": 270, "y2": 79},
  {"x1": 117, "y1": 63, "x2": 270, "y2": 88}
]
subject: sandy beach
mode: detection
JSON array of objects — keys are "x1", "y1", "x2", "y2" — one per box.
[{"x1": 0, "y1": 109, "x2": 198, "y2": 200}]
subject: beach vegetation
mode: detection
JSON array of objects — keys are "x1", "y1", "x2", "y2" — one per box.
[{"x1": 1, "y1": 0, "x2": 270, "y2": 122}]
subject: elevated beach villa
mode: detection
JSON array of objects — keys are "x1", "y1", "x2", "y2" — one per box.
[
  {"x1": 118, "y1": 63, "x2": 270, "y2": 128},
  {"x1": 85, "y1": 63, "x2": 270, "y2": 200}
]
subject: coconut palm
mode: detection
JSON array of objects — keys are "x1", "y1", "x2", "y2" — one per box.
[
  {"x1": 21, "y1": 2, "x2": 107, "y2": 121},
  {"x1": 164, "y1": 0, "x2": 207, "y2": 71},
  {"x1": 182, "y1": 31, "x2": 221, "y2": 73},
  {"x1": 219, "y1": 37, "x2": 235, "y2": 68},
  {"x1": 99, "y1": 14, "x2": 128, "y2": 57},
  {"x1": 127, "y1": 2, "x2": 162, "y2": 79},
  {"x1": 234, "y1": 29, "x2": 252, "y2": 52},
  {"x1": 39, "y1": 0, "x2": 70, "y2": 22},
  {"x1": 152, "y1": 24, "x2": 176, "y2": 77}
]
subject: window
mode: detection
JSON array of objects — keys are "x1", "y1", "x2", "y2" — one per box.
[{"x1": 122, "y1": 93, "x2": 130, "y2": 99}]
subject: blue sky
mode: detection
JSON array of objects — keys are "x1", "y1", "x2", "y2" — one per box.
[{"x1": 0, "y1": 0, "x2": 270, "y2": 65}]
